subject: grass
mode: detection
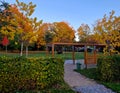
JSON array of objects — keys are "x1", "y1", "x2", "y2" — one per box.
[
  {"x1": 75, "y1": 68, "x2": 120, "y2": 93},
  {"x1": 55, "y1": 52, "x2": 84, "y2": 59},
  {"x1": 0, "y1": 51, "x2": 85, "y2": 59},
  {"x1": 0, "y1": 51, "x2": 47, "y2": 57},
  {"x1": 0, "y1": 50, "x2": 103, "y2": 60},
  {"x1": 102, "y1": 82, "x2": 120, "y2": 93},
  {"x1": 74, "y1": 68, "x2": 98, "y2": 79}
]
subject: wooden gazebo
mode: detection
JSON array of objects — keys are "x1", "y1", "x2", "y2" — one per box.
[{"x1": 46, "y1": 43, "x2": 105, "y2": 68}]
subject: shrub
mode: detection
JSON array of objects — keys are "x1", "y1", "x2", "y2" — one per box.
[
  {"x1": 112, "y1": 55, "x2": 120, "y2": 81},
  {"x1": 0, "y1": 56, "x2": 64, "y2": 92},
  {"x1": 97, "y1": 54, "x2": 120, "y2": 82}
]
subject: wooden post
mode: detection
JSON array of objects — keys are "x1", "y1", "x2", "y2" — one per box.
[
  {"x1": 84, "y1": 45, "x2": 87, "y2": 69},
  {"x1": 52, "y1": 43, "x2": 54, "y2": 57},
  {"x1": 93, "y1": 46, "x2": 97, "y2": 64},
  {"x1": 72, "y1": 45, "x2": 75, "y2": 65},
  {"x1": 46, "y1": 44, "x2": 49, "y2": 56}
]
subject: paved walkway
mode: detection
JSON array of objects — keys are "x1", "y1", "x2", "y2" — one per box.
[{"x1": 64, "y1": 60, "x2": 116, "y2": 93}]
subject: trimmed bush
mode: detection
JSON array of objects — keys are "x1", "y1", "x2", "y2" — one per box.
[
  {"x1": 97, "y1": 55, "x2": 120, "y2": 82},
  {"x1": 0, "y1": 56, "x2": 64, "y2": 92}
]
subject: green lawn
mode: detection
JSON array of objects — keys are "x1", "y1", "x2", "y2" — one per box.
[
  {"x1": 0, "y1": 50, "x2": 103, "y2": 60},
  {"x1": 0, "y1": 51, "x2": 85, "y2": 59},
  {"x1": 75, "y1": 68, "x2": 120, "y2": 93}
]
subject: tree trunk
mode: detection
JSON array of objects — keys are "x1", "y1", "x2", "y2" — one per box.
[
  {"x1": 20, "y1": 42, "x2": 23, "y2": 56},
  {"x1": 26, "y1": 46, "x2": 28, "y2": 57},
  {"x1": 5, "y1": 45, "x2": 7, "y2": 54}
]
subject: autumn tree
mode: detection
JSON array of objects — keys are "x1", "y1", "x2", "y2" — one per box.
[
  {"x1": 37, "y1": 22, "x2": 75, "y2": 44},
  {"x1": 53, "y1": 21, "x2": 75, "y2": 43},
  {"x1": 0, "y1": 1, "x2": 18, "y2": 53},
  {"x1": 10, "y1": 0, "x2": 42, "y2": 57},
  {"x1": 36, "y1": 23, "x2": 54, "y2": 48},
  {"x1": 0, "y1": 1, "x2": 16, "y2": 41},
  {"x1": 77, "y1": 24, "x2": 91, "y2": 43},
  {"x1": 53, "y1": 21, "x2": 75, "y2": 54},
  {"x1": 37, "y1": 22, "x2": 75, "y2": 53},
  {"x1": 0, "y1": 1, "x2": 9, "y2": 13},
  {"x1": 94, "y1": 11, "x2": 120, "y2": 54}
]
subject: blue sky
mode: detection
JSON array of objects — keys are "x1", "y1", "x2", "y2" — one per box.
[{"x1": 7, "y1": 0, "x2": 120, "y2": 30}]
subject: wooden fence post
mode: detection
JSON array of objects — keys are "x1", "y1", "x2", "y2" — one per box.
[
  {"x1": 93, "y1": 46, "x2": 97, "y2": 64},
  {"x1": 84, "y1": 45, "x2": 87, "y2": 69},
  {"x1": 72, "y1": 45, "x2": 75, "y2": 65},
  {"x1": 52, "y1": 43, "x2": 54, "y2": 57}
]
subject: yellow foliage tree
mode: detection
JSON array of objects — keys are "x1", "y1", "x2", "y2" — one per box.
[
  {"x1": 0, "y1": 1, "x2": 16, "y2": 40},
  {"x1": 94, "y1": 11, "x2": 120, "y2": 54}
]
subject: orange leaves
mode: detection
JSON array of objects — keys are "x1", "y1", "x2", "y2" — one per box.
[
  {"x1": 36, "y1": 23, "x2": 51, "y2": 46},
  {"x1": 53, "y1": 22, "x2": 75, "y2": 43},
  {"x1": 36, "y1": 22, "x2": 75, "y2": 46},
  {"x1": 9, "y1": 0, "x2": 40, "y2": 46}
]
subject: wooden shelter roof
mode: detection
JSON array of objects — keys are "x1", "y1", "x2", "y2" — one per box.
[{"x1": 47, "y1": 42, "x2": 106, "y2": 47}]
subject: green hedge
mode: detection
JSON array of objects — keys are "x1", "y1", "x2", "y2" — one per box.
[
  {"x1": 97, "y1": 55, "x2": 120, "y2": 82},
  {"x1": 0, "y1": 56, "x2": 64, "y2": 92}
]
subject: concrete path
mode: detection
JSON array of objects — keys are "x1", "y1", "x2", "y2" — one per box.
[
  {"x1": 64, "y1": 60, "x2": 97, "y2": 88},
  {"x1": 64, "y1": 60, "x2": 116, "y2": 93}
]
